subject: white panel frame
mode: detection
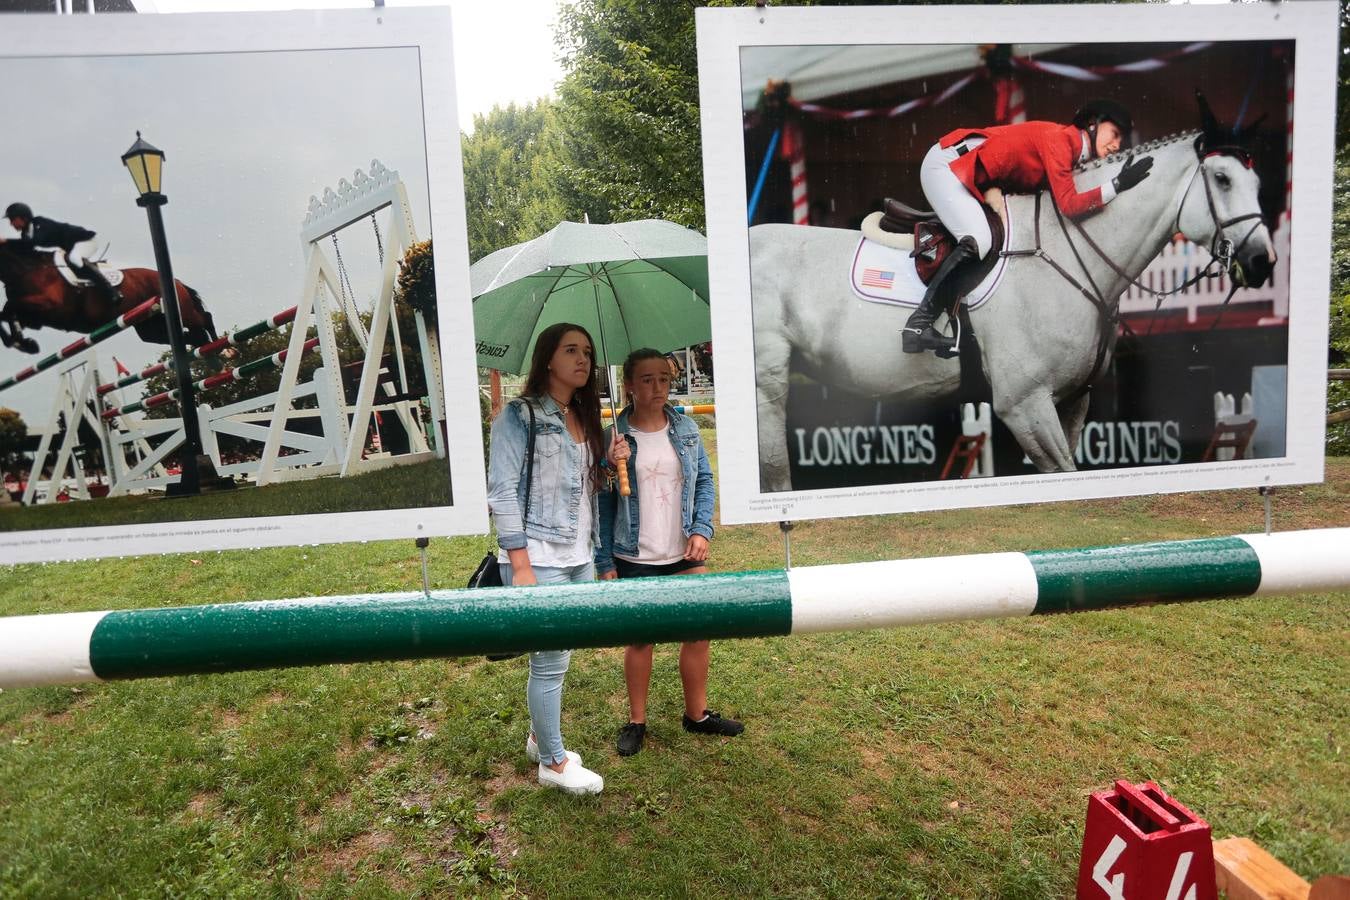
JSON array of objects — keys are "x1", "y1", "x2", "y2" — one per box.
[
  {"x1": 697, "y1": 2, "x2": 1338, "y2": 525},
  {"x1": 0, "y1": 7, "x2": 486, "y2": 563}
]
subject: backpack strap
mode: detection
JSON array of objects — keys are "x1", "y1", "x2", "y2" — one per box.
[{"x1": 522, "y1": 398, "x2": 536, "y2": 523}]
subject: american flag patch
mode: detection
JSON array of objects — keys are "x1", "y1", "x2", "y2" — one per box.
[{"x1": 861, "y1": 268, "x2": 895, "y2": 289}]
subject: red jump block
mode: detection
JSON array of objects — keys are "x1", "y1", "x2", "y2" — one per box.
[{"x1": 1077, "y1": 779, "x2": 1216, "y2": 900}]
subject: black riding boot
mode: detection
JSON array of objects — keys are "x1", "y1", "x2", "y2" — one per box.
[
  {"x1": 78, "y1": 262, "x2": 121, "y2": 305},
  {"x1": 902, "y1": 236, "x2": 979, "y2": 355}
]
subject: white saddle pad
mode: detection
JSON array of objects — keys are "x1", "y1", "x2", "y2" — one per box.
[
  {"x1": 55, "y1": 251, "x2": 124, "y2": 288},
  {"x1": 848, "y1": 209, "x2": 1011, "y2": 311}
]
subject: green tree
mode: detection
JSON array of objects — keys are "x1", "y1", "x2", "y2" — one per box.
[
  {"x1": 1329, "y1": 150, "x2": 1350, "y2": 452},
  {"x1": 0, "y1": 407, "x2": 27, "y2": 485},
  {"x1": 461, "y1": 99, "x2": 575, "y2": 260},
  {"x1": 1338, "y1": 1, "x2": 1350, "y2": 151},
  {"x1": 555, "y1": 0, "x2": 705, "y2": 229}
]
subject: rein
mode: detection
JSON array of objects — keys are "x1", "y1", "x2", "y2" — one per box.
[
  {"x1": 999, "y1": 192, "x2": 1115, "y2": 407},
  {"x1": 1073, "y1": 159, "x2": 1259, "y2": 322},
  {"x1": 1187, "y1": 153, "x2": 1265, "y2": 331},
  {"x1": 999, "y1": 150, "x2": 1262, "y2": 402}
]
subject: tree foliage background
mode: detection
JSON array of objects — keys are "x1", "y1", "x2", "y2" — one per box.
[
  {"x1": 0, "y1": 408, "x2": 26, "y2": 483},
  {"x1": 1328, "y1": 2, "x2": 1350, "y2": 453},
  {"x1": 1329, "y1": 152, "x2": 1349, "y2": 453}
]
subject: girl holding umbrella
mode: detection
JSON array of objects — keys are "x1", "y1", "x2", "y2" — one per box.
[
  {"x1": 597, "y1": 348, "x2": 743, "y2": 757},
  {"x1": 487, "y1": 322, "x2": 629, "y2": 795}
]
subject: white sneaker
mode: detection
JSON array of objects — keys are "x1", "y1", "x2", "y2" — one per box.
[
  {"x1": 526, "y1": 733, "x2": 582, "y2": 766},
  {"x1": 537, "y1": 759, "x2": 604, "y2": 795}
]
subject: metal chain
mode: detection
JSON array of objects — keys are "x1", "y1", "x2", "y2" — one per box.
[
  {"x1": 331, "y1": 234, "x2": 358, "y2": 310},
  {"x1": 370, "y1": 213, "x2": 385, "y2": 267}
]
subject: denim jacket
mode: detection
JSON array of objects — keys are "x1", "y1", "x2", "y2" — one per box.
[
  {"x1": 486, "y1": 395, "x2": 600, "y2": 551},
  {"x1": 595, "y1": 404, "x2": 714, "y2": 574}
]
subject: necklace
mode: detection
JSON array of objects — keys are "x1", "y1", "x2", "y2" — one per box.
[{"x1": 548, "y1": 393, "x2": 572, "y2": 414}]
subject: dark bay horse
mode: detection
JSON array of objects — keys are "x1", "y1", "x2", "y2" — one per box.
[{"x1": 0, "y1": 242, "x2": 218, "y2": 354}]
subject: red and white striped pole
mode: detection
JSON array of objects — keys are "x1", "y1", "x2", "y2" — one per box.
[
  {"x1": 782, "y1": 119, "x2": 809, "y2": 225},
  {"x1": 1006, "y1": 78, "x2": 1026, "y2": 124},
  {"x1": 0, "y1": 298, "x2": 161, "y2": 393},
  {"x1": 994, "y1": 76, "x2": 1026, "y2": 125},
  {"x1": 97, "y1": 305, "x2": 299, "y2": 397},
  {"x1": 101, "y1": 337, "x2": 319, "y2": 419}
]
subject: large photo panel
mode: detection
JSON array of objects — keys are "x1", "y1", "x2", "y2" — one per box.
[
  {"x1": 697, "y1": 2, "x2": 1338, "y2": 524},
  {"x1": 0, "y1": 8, "x2": 486, "y2": 563}
]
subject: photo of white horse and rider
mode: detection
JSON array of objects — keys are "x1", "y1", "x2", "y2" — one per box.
[{"x1": 731, "y1": 35, "x2": 1310, "y2": 504}]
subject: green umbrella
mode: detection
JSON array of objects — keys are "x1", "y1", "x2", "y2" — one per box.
[{"x1": 470, "y1": 219, "x2": 710, "y2": 376}]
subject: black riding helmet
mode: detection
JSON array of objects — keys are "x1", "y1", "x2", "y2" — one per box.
[
  {"x1": 1073, "y1": 99, "x2": 1134, "y2": 155},
  {"x1": 5, "y1": 202, "x2": 32, "y2": 221}
]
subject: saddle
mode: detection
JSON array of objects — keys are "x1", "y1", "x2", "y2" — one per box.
[
  {"x1": 54, "y1": 249, "x2": 124, "y2": 288},
  {"x1": 867, "y1": 192, "x2": 1006, "y2": 289}
]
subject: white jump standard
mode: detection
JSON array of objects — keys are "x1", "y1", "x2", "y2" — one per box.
[{"x1": 1, "y1": 529, "x2": 1345, "y2": 689}]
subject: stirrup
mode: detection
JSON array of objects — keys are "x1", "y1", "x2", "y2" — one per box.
[
  {"x1": 901, "y1": 324, "x2": 958, "y2": 355},
  {"x1": 901, "y1": 326, "x2": 926, "y2": 353}
]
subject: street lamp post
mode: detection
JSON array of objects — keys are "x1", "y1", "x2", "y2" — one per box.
[{"x1": 122, "y1": 132, "x2": 203, "y2": 498}]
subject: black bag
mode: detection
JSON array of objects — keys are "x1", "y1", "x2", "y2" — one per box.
[
  {"x1": 476, "y1": 399, "x2": 536, "y2": 661},
  {"x1": 467, "y1": 552, "x2": 503, "y2": 588}
]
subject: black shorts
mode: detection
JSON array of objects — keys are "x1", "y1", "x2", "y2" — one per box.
[{"x1": 613, "y1": 557, "x2": 705, "y2": 578}]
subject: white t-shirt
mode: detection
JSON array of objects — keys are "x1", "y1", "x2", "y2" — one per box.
[
  {"x1": 615, "y1": 424, "x2": 686, "y2": 565},
  {"x1": 502, "y1": 441, "x2": 594, "y2": 568}
]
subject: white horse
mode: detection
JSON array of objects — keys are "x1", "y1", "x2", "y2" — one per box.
[{"x1": 751, "y1": 131, "x2": 1275, "y2": 491}]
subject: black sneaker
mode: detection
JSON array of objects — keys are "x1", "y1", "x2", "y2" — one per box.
[
  {"x1": 617, "y1": 722, "x2": 646, "y2": 756},
  {"x1": 682, "y1": 709, "x2": 744, "y2": 737}
]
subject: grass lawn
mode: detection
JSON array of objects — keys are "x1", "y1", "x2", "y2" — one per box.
[
  {"x1": 0, "y1": 460, "x2": 453, "y2": 532},
  {"x1": 0, "y1": 445, "x2": 1346, "y2": 898}
]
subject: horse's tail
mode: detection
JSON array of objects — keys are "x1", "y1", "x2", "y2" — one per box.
[{"x1": 186, "y1": 285, "x2": 218, "y2": 344}]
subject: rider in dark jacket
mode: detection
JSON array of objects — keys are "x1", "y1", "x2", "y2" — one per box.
[{"x1": 2, "y1": 202, "x2": 120, "y2": 303}]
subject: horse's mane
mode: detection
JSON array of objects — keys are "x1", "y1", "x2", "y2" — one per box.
[
  {"x1": 0, "y1": 241, "x2": 51, "y2": 264},
  {"x1": 1075, "y1": 130, "x2": 1203, "y2": 174}
]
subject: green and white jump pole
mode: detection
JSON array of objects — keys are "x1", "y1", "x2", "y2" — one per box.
[
  {"x1": 96, "y1": 305, "x2": 300, "y2": 396},
  {"x1": 2, "y1": 529, "x2": 1346, "y2": 689}
]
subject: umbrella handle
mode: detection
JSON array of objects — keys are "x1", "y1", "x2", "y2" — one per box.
[{"x1": 617, "y1": 461, "x2": 631, "y2": 497}]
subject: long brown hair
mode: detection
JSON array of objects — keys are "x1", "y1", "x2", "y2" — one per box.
[{"x1": 521, "y1": 322, "x2": 604, "y2": 483}]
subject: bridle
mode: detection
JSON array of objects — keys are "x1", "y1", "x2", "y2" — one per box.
[
  {"x1": 1000, "y1": 142, "x2": 1268, "y2": 403},
  {"x1": 1064, "y1": 146, "x2": 1265, "y2": 305},
  {"x1": 1178, "y1": 146, "x2": 1266, "y2": 281}
]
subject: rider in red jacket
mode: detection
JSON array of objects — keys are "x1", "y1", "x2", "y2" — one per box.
[{"x1": 902, "y1": 100, "x2": 1153, "y2": 355}]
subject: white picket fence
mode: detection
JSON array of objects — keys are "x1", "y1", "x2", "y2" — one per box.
[
  {"x1": 1119, "y1": 213, "x2": 1290, "y2": 325},
  {"x1": 1212, "y1": 391, "x2": 1256, "y2": 461}
]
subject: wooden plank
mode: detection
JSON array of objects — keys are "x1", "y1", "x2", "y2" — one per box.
[{"x1": 1213, "y1": 837, "x2": 1309, "y2": 900}]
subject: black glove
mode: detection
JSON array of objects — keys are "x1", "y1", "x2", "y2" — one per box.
[{"x1": 1112, "y1": 154, "x2": 1153, "y2": 194}]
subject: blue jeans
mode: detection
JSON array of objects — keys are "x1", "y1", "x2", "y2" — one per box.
[{"x1": 499, "y1": 559, "x2": 595, "y2": 766}]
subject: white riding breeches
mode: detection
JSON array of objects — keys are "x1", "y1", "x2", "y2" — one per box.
[
  {"x1": 66, "y1": 238, "x2": 98, "y2": 270},
  {"x1": 919, "y1": 138, "x2": 993, "y2": 258}
]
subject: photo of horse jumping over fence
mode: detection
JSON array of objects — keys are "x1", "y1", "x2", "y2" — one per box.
[{"x1": 1, "y1": 160, "x2": 448, "y2": 509}]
